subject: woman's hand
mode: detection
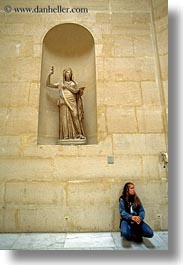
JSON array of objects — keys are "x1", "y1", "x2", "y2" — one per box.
[{"x1": 131, "y1": 216, "x2": 141, "y2": 224}]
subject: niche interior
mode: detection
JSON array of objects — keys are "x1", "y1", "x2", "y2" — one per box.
[{"x1": 38, "y1": 23, "x2": 97, "y2": 145}]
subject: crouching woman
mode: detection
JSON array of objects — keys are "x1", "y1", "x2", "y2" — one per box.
[{"x1": 119, "y1": 182, "x2": 154, "y2": 243}]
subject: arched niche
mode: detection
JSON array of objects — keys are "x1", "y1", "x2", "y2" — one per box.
[{"x1": 38, "y1": 23, "x2": 97, "y2": 145}]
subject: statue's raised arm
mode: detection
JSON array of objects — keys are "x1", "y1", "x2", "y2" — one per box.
[{"x1": 46, "y1": 66, "x2": 59, "y2": 88}]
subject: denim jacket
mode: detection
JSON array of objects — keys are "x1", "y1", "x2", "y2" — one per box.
[{"x1": 119, "y1": 196, "x2": 145, "y2": 221}]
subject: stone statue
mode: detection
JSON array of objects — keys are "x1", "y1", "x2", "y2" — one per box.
[{"x1": 46, "y1": 66, "x2": 86, "y2": 144}]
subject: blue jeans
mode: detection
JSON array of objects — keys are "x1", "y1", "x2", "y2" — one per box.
[{"x1": 120, "y1": 220, "x2": 154, "y2": 240}]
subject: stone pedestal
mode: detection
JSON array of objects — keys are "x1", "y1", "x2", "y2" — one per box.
[{"x1": 56, "y1": 138, "x2": 87, "y2": 145}]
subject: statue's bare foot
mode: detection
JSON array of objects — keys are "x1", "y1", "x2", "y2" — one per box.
[
  {"x1": 76, "y1": 135, "x2": 86, "y2": 139},
  {"x1": 79, "y1": 135, "x2": 86, "y2": 139}
]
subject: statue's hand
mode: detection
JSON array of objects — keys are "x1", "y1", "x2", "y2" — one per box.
[
  {"x1": 79, "y1": 87, "x2": 85, "y2": 96},
  {"x1": 50, "y1": 66, "x2": 54, "y2": 75}
]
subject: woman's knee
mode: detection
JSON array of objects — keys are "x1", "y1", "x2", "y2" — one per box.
[
  {"x1": 121, "y1": 230, "x2": 131, "y2": 239},
  {"x1": 148, "y1": 229, "x2": 154, "y2": 238},
  {"x1": 121, "y1": 222, "x2": 131, "y2": 239},
  {"x1": 142, "y1": 223, "x2": 154, "y2": 238}
]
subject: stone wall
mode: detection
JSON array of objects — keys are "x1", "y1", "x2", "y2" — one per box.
[{"x1": 0, "y1": 0, "x2": 168, "y2": 232}]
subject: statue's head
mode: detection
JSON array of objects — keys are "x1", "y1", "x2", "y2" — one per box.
[{"x1": 63, "y1": 68, "x2": 73, "y2": 81}]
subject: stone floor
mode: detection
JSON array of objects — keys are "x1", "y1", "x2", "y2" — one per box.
[{"x1": 0, "y1": 231, "x2": 168, "y2": 250}]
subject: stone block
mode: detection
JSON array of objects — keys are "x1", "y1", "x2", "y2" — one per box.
[
  {"x1": 97, "y1": 81, "x2": 142, "y2": 106},
  {"x1": 134, "y1": 180, "x2": 168, "y2": 229},
  {"x1": 54, "y1": 155, "x2": 142, "y2": 180},
  {"x1": 0, "y1": 108, "x2": 8, "y2": 135},
  {"x1": 111, "y1": 13, "x2": 133, "y2": 25},
  {"x1": 33, "y1": 44, "x2": 42, "y2": 57},
  {"x1": 22, "y1": 22, "x2": 49, "y2": 38},
  {"x1": 111, "y1": 12, "x2": 151, "y2": 36},
  {"x1": 0, "y1": 183, "x2": 4, "y2": 205},
  {"x1": 104, "y1": 57, "x2": 156, "y2": 82},
  {"x1": 111, "y1": 0, "x2": 151, "y2": 11},
  {"x1": 155, "y1": 16, "x2": 167, "y2": 32},
  {"x1": 0, "y1": 82, "x2": 30, "y2": 107},
  {"x1": 78, "y1": 137, "x2": 112, "y2": 156},
  {"x1": 95, "y1": 44, "x2": 103, "y2": 57},
  {"x1": 114, "y1": 156, "x2": 142, "y2": 178},
  {"x1": 133, "y1": 35, "x2": 153, "y2": 57},
  {"x1": 107, "y1": 107, "x2": 138, "y2": 134},
  {"x1": 18, "y1": 207, "x2": 67, "y2": 232},
  {"x1": 0, "y1": 136, "x2": 20, "y2": 156},
  {"x1": 111, "y1": 23, "x2": 151, "y2": 36},
  {"x1": 141, "y1": 81, "x2": 161, "y2": 106},
  {"x1": 152, "y1": 0, "x2": 168, "y2": 20},
  {"x1": 111, "y1": 35, "x2": 134, "y2": 57},
  {"x1": 5, "y1": 107, "x2": 38, "y2": 135},
  {"x1": 54, "y1": 156, "x2": 106, "y2": 180},
  {"x1": 152, "y1": 0, "x2": 166, "y2": 8},
  {"x1": 159, "y1": 54, "x2": 168, "y2": 80},
  {"x1": 65, "y1": 204, "x2": 114, "y2": 231},
  {"x1": 24, "y1": 138, "x2": 82, "y2": 157},
  {"x1": 156, "y1": 29, "x2": 168, "y2": 56},
  {"x1": 0, "y1": 11, "x2": 41, "y2": 25},
  {"x1": 2, "y1": 207, "x2": 19, "y2": 232},
  {"x1": 67, "y1": 178, "x2": 140, "y2": 208},
  {"x1": 0, "y1": 157, "x2": 53, "y2": 181},
  {"x1": 0, "y1": 23, "x2": 25, "y2": 36},
  {"x1": 136, "y1": 107, "x2": 164, "y2": 133},
  {"x1": 142, "y1": 181, "x2": 168, "y2": 205},
  {"x1": 70, "y1": 0, "x2": 109, "y2": 10},
  {"x1": 101, "y1": 36, "x2": 113, "y2": 57},
  {"x1": 103, "y1": 34, "x2": 153, "y2": 59},
  {"x1": 132, "y1": 13, "x2": 151, "y2": 24},
  {"x1": 0, "y1": 58, "x2": 41, "y2": 82},
  {"x1": 5, "y1": 182, "x2": 66, "y2": 206},
  {"x1": 95, "y1": 57, "x2": 104, "y2": 81},
  {"x1": 96, "y1": 13, "x2": 111, "y2": 23},
  {"x1": 97, "y1": 105, "x2": 107, "y2": 140},
  {"x1": 113, "y1": 206, "x2": 121, "y2": 230},
  {"x1": 28, "y1": 82, "x2": 40, "y2": 108},
  {"x1": 162, "y1": 80, "x2": 168, "y2": 106},
  {"x1": 0, "y1": 209, "x2": 3, "y2": 231},
  {"x1": 144, "y1": 204, "x2": 160, "y2": 230},
  {"x1": 67, "y1": 181, "x2": 113, "y2": 205},
  {"x1": 113, "y1": 134, "x2": 166, "y2": 155},
  {"x1": 0, "y1": 37, "x2": 33, "y2": 58},
  {"x1": 159, "y1": 204, "x2": 168, "y2": 230},
  {"x1": 92, "y1": 22, "x2": 112, "y2": 40},
  {"x1": 142, "y1": 156, "x2": 167, "y2": 180}
]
